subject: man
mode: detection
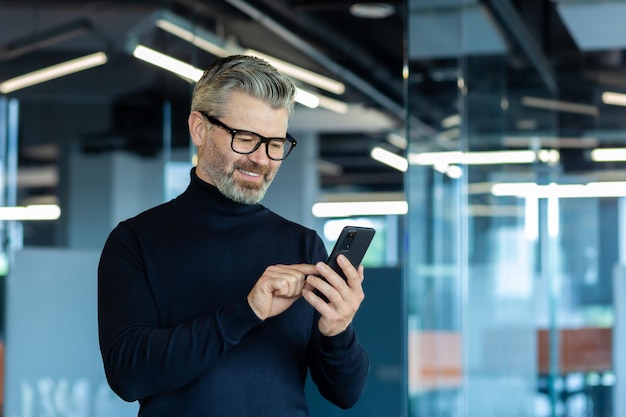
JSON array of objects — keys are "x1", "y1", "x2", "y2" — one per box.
[{"x1": 98, "y1": 55, "x2": 369, "y2": 417}]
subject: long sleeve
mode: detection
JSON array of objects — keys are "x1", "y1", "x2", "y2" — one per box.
[
  {"x1": 97, "y1": 171, "x2": 368, "y2": 416},
  {"x1": 98, "y1": 222, "x2": 263, "y2": 401},
  {"x1": 307, "y1": 321, "x2": 370, "y2": 409}
]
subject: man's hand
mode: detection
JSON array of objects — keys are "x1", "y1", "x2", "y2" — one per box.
[
  {"x1": 247, "y1": 264, "x2": 319, "y2": 321},
  {"x1": 302, "y1": 254, "x2": 365, "y2": 337}
]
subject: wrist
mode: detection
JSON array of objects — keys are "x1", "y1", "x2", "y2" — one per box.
[{"x1": 247, "y1": 294, "x2": 267, "y2": 321}]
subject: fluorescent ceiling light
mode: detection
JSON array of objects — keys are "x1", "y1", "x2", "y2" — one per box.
[
  {"x1": 503, "y1": 136, "x2": 599, "y2": 149},
  {"x1": 370, "y1": 146, "x2": 408, "y2": 172},
  {"x1": 0, "y1": 52, "x2": 107, "y2": 94},
  {"x1": 462, "y1": 150, "x2": 536, "y2": 165},
  {"x1": 591, "y1": 148, "x2": 626, "y2": 162},
  {"x1": 152, "y1": 12, "x2": 345, "y2": 96},
  {"x1": 294, "y1": 88, "x2": 349, "y2": 112},
  {"x1": 294, "y1": 88, "x2": 320, "y2": 108},
  {"x1": 132, "y1": 45, "x2": 329, "y2": 110},
  {"x1": 410, "y1": 151, "x2": 462, "y2": 166},
  {"x1": 521, "y1": 96, "x2": 598, "y2": 116},
  {"x1": 537, "y1": 149, "x2": 560, "y2": 164},
  {"x1": 602, "y1": 91, "x2": 626, "y2": 107},
  {"x1": 349, "y1": 3, "x2": 395, "y2": 19},
  {"x1": 408, "y1": 149, "x2": 559, "y2": 166},
  {"x1": 0, "y1": 204, "x2": 61, "y2": 220},
  {"x1": 139, "y1": 11, "x2": 348, "y2": 113},
  {"x1": 316, "y1": 95, "x2": 349, "y2": 114},
  {"x1": 133, "y1": 45, "x2": 203, "y2": 82},
  {"x1": 491, "y1": 181, "x2": 626, "y2": 199},
  {"x1": 312, "y1": 200, "x2": 408, "y2": 217},
  {"x1": 245, "y1": 49, "x2": 345, "y2": 95}
]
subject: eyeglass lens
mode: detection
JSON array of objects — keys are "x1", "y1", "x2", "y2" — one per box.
[
  {"x1": 202, "y1": 113, "x2": 295, "y2": 160},
  {"x1": 231, "y1": 132, "x2": 293, "y2": 160}
]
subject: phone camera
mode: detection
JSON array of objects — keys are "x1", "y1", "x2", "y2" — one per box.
[{"x1": 341, "y1": 230, "x2": 356, "y2": 251}]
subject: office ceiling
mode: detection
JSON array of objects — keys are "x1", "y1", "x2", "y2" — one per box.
[{"x1": 2, "y1": 0, "x2": 626, "y2": 201}]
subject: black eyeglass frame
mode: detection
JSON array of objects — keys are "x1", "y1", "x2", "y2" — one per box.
[{"x1": 199, "y1": 111, "x2": 297, "y2": 161}]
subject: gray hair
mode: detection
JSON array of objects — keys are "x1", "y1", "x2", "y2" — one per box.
[{"x1": 191, "y1": 54, "x2": 296, "y2": 119}]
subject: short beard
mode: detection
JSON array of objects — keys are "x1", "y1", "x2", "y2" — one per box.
[
  {"x1": 216, "y1": 165, "x2": 274, "y2": 205},
  {"x1": 201, "y1": 154, "x2": 275, "y2": 205},
  {"x1": 199, "y1": 132, "x2": 278, "y2": 205}
]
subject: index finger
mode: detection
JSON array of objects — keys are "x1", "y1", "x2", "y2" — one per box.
[
  {"x1": 335, "y1": 254, "x2": 364, "y2": 286},
  {"x1": 287, "y1": 263, "x2": 320, "y2": 277}
]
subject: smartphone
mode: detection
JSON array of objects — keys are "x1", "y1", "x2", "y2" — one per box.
[
  {"x1": 313, "y1": 226, "x2": 375, "y2": 302},
  {"x1": 326, "y1": 226, "x2": 376, "y2": 281}
]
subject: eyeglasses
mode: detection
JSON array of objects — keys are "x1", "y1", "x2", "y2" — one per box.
[{"x1": 200, "y1": 112, "x2": 297, "y2": 161}]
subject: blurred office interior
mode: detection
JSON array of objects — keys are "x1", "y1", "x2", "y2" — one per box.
[{"x1": 1, "y1": 0, "x2": 626, "y2": 416}]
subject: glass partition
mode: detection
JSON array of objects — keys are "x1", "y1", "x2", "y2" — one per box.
[{"x1": 405, "y1": 0, "x2": 618, "y2": 416}]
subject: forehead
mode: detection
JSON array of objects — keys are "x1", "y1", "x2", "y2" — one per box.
[{"x1": 221, "y1": 91, "x2": 289, "y2": 136}]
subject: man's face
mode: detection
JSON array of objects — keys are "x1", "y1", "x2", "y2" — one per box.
[{"x1": 190, "y1": 91, "x2": 290, "y2": 204}]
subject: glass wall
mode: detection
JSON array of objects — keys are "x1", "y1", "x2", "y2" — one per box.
[{"x1": 406, "y1": 1, "x2": 618, "y2": 416}]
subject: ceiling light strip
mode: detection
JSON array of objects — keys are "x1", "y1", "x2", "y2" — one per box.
[
  {"x1": 316, "y1": 95, "x2": 349, "y2": 114},
  {"x1": 521, "y1": 96, "x2": 598, "y2": 116},
  {"x1": 294, "y1": 88, "x2": 319, "y2": 108},
  {"x1": 132, "y1": 45, "x2": 326, "y2": 110},
  {"x1": 223, "y1": 0, "x2": 404, "y2": 119},
  {"x1": 0, "y1": 52, "x2": 107, "y2": 94},
  {"x1": 133, "y1": 45, "x2": 203, "y2": 82},
  {"x1": 0, "y1": 204, "x2": 61, "y2": 221},
  {"x1": 408, "y1": 150, "x2": 551, "y2": 166},
  {"x1": 602, "y1": 91, "x2": 626, "y2": 107},
  {"x1": 371, "y1": 146, "x2": 408, "y2": 172},
  {"x1": 244, "y1": 49, "x2": 345, "y2": 95},
  {"x1": 503, "y1": 136, "x2": 599, "y2": 149},
  {"x1": 133, "y1": 11, "x2": 349, "y2": 113},
  {"x1": 491, "y1": 181, "x2": 626, "y2": 199},
  {"x1": 312, "y1": 201, "x2": 408, "y2": 217},
  {"x1": 152, "y1": 12, "x2": 345, "y2": 96},
  {"x1": 591, "y1": 148, "x2": 626, "y2": 162}
]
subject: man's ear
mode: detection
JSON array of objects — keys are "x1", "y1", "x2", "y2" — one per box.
[{"x1": 188, "y1": 111, "x2": 206, "y2": 147}]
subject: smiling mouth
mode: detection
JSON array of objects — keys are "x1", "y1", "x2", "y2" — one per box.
[{"x1": 238, "y1": 168, "x2": 261, "y2": 177}]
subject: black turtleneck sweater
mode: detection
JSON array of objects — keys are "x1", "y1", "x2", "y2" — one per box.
[{"x1": 97, "y1": 169, "x2": 369, "y2": 417}]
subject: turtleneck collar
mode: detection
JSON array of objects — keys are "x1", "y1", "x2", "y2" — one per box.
[{"x1": 175, "y1": 168, "x2": 263, "y2": 216}]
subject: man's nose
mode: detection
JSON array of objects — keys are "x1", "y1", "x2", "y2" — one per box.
[{"x1": 246, "y1": 142, "x2": 271, "y2": 164}]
